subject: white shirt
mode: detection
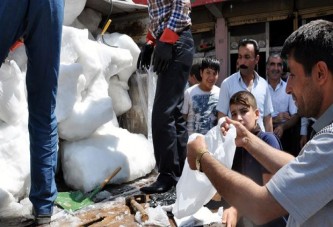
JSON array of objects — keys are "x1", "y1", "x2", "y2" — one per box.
[
  {"x1": 216, "y1": 71, "x2": 273, "y2": 131},
  {"x1": 181, "y1": 84, "x2": 220, "y2": 135},
  {"x1": 268, "y1": 79, "x2": 297, "y2": 118}
]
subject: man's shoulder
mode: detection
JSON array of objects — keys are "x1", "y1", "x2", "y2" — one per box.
[
  {"x1": 221, "y1": 72, "x2": 240, "y2": 89},
  {"x1": 316, "y1": 122, "x2": 333, "y2": 136}
]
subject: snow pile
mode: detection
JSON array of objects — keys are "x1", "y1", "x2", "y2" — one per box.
[{"x1": 0, "y1": 0, "x2": 155, "y2": 217}]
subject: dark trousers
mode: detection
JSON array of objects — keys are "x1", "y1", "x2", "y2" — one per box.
[{"x1": 152, "y1": 29, "x2": 194, "y2": 181}]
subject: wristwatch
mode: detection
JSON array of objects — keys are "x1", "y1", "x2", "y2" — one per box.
[{"x1": 195, "y1": 148, "x2": 209, "y2": 172}]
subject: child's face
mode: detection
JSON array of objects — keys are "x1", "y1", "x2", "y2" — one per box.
[
  {"x1": 199, "y1": 68, "x2": 218, "y2": 91},
  {"x1": 230, "y1": 103, "x2": 259, "y2": 131}
]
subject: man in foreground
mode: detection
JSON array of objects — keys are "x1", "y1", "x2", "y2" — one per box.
[{"x1": 187, "y1": 19, "x2": 333, "y2": 226}]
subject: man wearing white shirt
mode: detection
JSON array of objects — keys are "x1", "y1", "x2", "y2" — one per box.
[
  {"x1": 266, "y1": 53, "x2": 301, "y2": 156},
  {"x1": 217, "y1": 38, "x2": 273, "y2": 132}
]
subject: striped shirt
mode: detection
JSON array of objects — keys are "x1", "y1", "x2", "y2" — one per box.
[{"x1": 148, "y1": 0, "x2": 192, "y2": 38}]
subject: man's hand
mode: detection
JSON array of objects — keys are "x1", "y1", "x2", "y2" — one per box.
[
  {"x1": 273, "y1": 125, "x2": 284, "y2": 138},
  {"x1": 152, "y1": 40, "x2": 173, "y2": 74},
  {"x1": 222, "y1": 206, "x2": 238, "y2": 227},
  {"x1": 187, "y1": 135, "x2": 207, "y2": 170},
  {"x1": 273, "y1": 112, "x2": 290, "y2": 124},
  {"x1": 221, "y1": 117, "x2": 252, "y2": 148},
  {"x1": 137, "y1": 42, "x2": 154, "y2": 71}
]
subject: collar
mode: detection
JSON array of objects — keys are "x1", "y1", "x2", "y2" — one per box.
[
  {"x1": 237, "y1": 71, "x2": 260, "y2": 83},
  {"x1": 250, "y1": 123, "x2": 262, "y2": 135},
  {"x1": 269, "y1": 79, "x2": 284, "y2": 91},
  {"x1": 312, "y1": 104, "x2": 333, "y2": 133}
]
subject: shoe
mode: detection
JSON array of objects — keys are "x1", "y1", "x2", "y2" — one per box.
[
  {"x1": 33, "y1": 209, "x2": 51, "y2": 226},
  {"x1": 35, "y1": 214, "x2": 51, "y2": 225},
  {"x1": 140, "y1": 177, "x2": 176, "y2": 194}
]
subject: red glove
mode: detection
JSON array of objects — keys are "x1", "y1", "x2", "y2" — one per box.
[
  {"x1": 10, "y1": 40, "x2": 24, "y2": 52},
  {"x1": 146, "y1": 31, "x2": 156, "y2": 45}
]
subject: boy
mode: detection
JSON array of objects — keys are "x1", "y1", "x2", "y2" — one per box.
[
  {"x1": 223, "y1": 91, "x2": 286, "y2": 227},
  {"x1": 181, "y1": 58, "x2": 220, "y2": 135}
]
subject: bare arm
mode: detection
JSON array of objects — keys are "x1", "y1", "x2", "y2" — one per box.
[
  {"x1": 274, "y1": 113, "x2": 300, "y2": 138},
  {"x1": 187, "y1": 136, "x2": 288, "y2": 224},
  {"x1": 263, "y1": 115, "x2": 273, "y2": 132},
  {"x1": 223, "y1": 117, "x2": 294, "y2": 173}
]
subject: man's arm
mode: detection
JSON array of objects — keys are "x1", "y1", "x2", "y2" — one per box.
[
  {"x1": 263, "y1": 114, "x2": 273, "y2": 132},
  {"x1": 187, "y1": 135, "x2": 288, "y2": 224},
  {"x1": 225, "y1": 117, "x2": 294, "y2": 173},
  {"x1": 273, "y1": 113, "x2": 300, "y2": 138}
]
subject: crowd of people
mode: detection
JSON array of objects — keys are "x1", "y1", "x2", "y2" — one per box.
[
  {"x1": 1, "y1": 0, "x2": 332, "y2": 224},
  {"x1": 186, "y1": 19, "x2": 333, "y2": 226},
  {"x1": 138, "y1": 12, "x2": 333, "y2": 226}
]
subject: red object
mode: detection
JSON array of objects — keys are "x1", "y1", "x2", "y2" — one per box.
[
  {"x1": 146, "y1": 31, "x2": 156, "y2": 45},
  {"x1": 10, "y1": 40, "x2": 24, "y2": 51},
  {"x1": 160, "y1": 28, "x2": 179, "y2": 44}
]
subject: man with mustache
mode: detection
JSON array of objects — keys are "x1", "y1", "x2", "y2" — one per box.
[{"x1": 217, "y1": 38, "x2": 273, "y2": 132}]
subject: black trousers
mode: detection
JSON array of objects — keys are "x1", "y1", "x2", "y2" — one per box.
[{"x1": 152, "y1": 29, "x2": 194, "y2": 181}]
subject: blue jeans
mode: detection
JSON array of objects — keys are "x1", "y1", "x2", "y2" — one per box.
[
  {"x1": 0, "y1": 0, "x2": 64, "y2": 215},
  {"x1": 152, "y1": 28, "x2": 194, "y2": 181}
]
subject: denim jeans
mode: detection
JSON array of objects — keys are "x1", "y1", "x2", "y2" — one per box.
[
  {"x1": 0, "y1": 0, "x2": 64, "y2": 215},
  {"x1": 152, "y1": 28, "x2": 194, "y2": 181}
]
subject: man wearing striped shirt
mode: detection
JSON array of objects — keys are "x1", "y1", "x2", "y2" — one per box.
[{"x1": 137, "y1": 0, "x2": 194, "y2": 193}]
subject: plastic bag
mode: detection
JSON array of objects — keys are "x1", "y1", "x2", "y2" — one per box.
[{"x1": 172, "y1": 118, "x2": 236, "y2": 218}]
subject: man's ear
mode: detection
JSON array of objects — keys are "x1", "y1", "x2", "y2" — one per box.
[
  {"x1": 315, "y1": 61, "x2": 328, "y2": 85},
  {"x1": 255, "y1": 54, "x2": 260, "y2": 65}
]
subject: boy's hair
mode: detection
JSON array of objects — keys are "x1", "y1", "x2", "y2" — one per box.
[
  {"x1": 190, "y1": 61, "x2": 201, "y2": 81},
  {"x1": 200, "y1": 58, "x2": 220, "y2": 73},
  {"x1": 230, "y1": 91, "x2": 257, "y2": 110}
]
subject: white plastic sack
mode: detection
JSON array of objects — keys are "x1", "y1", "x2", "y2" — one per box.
[{"x1": 172, "y1": 118, "x2": 236, "y2": 218}]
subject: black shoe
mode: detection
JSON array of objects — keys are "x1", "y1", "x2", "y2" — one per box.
[{"x1": 140, "y1": 177, "x2": 176, "y2": 194}]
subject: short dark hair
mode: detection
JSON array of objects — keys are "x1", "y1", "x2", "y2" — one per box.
[
  {"x1": 196, "y1": 58, "x2": 220, "y2": 81},
  {"x1": 190, "y1": 61, "x2": 202, "y2": 81},
  {"x1": 230, "y1": 90, "x2": 257, "y2": 110},
  {"x1": 281, "y1": 19, "x2": 333, "y2": 76},
  {"x1": 200, "y1": 58, "x2": 220, "y2": 73},
  {"x1": 238, "y1": 38, "x2": 259, "y2": 56}
]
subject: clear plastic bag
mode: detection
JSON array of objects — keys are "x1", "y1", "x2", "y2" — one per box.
[{"x1": 172, "y1": 118, "x2": 236, "y2": 218}]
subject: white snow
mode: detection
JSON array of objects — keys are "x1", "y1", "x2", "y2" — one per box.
[{"x1": 0, "y1": 0, "x2": 155, "y2": 217}]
